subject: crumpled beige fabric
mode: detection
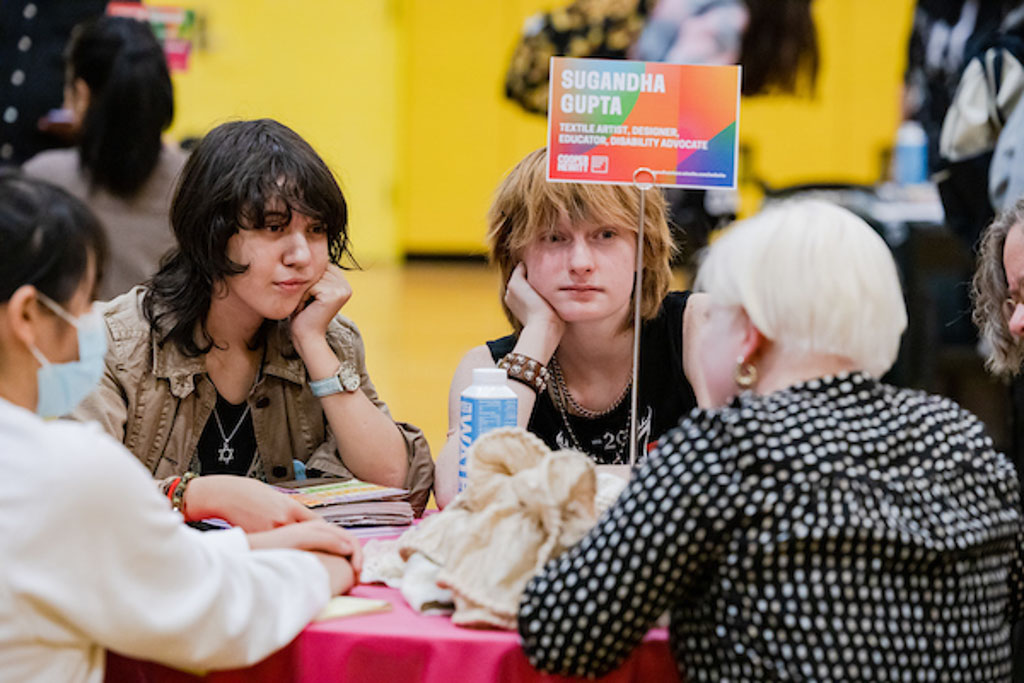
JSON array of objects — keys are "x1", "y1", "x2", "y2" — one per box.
[
  {"x1": 400, "y1": 553, "x2": 454, "y2": 615},
  {"x1": 398, "y1": 427, "x2": 597, "y2": 629},
  {"x1": 595, "y1": 470, "x2": 628, "y2": 512},
  {"x1": 360, "y1": 539, "x2": 405, "y2": 588}
]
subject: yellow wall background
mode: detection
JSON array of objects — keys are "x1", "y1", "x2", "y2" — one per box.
[
  {"x1": 155, "y1": 0, "x2": 915, "y2": 260},
  {"x1": 152, "y1": 0, "x2": 402, "y2": 265}
]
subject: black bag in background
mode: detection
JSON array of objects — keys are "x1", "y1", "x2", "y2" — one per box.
[
  {"x1": 934, "y1": 151, "x2": 995, "y2": 249},
  {"x1": 937, "y1": 9, "x2": 1024, "y2": 248}
]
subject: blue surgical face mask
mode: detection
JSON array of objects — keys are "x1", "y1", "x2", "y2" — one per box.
[{"x1": 28, "y1": 293, "x2": 107, "y2": 418}]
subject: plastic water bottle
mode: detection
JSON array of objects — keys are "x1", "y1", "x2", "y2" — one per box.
[
  {"x1": 458, "y1": 368, "x2": 517, "y2": 493},
  {"x1": 894, "y1": 120, "x2": 928, "y2": 185}
]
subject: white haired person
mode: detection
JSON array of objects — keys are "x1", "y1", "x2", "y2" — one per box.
[{"x1": 519, "y1": 200, "x2": 1024, "y2": 680}]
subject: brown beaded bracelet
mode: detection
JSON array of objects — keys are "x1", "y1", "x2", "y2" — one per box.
[
  {"x1": 497, "y1": 352, "x2": 549, "y2": 394},
  {"x1": 171, "y1": 471, "x2": 199, "y2": 516}
]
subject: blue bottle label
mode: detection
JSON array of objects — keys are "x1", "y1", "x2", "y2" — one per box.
[{"x1": 458, "y1": 396, "x2": 517, "y2": 491}]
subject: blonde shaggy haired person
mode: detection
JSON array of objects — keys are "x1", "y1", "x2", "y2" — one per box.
[{"x1": 434, "y1": 148, "x2": 700, "y2": 508}]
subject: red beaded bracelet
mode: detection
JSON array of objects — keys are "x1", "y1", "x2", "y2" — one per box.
[{"x1": 165, "y1": 476, "x2": 182, "y2": 504}]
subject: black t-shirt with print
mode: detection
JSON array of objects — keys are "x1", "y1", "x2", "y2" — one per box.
[{"x1": 486, "y1": 291, "x2": 696, "y2": 465}]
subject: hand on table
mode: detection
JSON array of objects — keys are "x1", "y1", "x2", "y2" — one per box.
[
  {"x1": 183, "y1": 475, "x2": 319, "y2": 532},
  {"x1": 250, "y1": 522, "x2": 362, "y2": 596},
  {"x1": 247, "y1": 519, "x2": 364, "y2": 575},
  {"x1": 310, "y1": 551, "x2": 358, "y2": 596}
]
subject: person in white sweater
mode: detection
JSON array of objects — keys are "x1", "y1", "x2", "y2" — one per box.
[{"x1": 0, "y1": 170, "x2": 362, "y2": 683}]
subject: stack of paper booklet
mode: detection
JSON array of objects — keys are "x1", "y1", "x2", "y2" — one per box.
[{"x1": 277, "y1": 478, "x2": 413, "y2": 528}]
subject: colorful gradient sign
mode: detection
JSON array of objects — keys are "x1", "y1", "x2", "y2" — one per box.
[{"x1": 547, "y1": 57, "x2": 741, "y2": 189}]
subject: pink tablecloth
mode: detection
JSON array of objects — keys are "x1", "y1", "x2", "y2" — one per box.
[{"x1": 105, "y1": 583, "x2": 679, "y2": 683}]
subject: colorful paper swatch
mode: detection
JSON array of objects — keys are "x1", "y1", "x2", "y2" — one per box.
[{"x1": 279, "y1": 480, "x2": 408, "y2": 508}]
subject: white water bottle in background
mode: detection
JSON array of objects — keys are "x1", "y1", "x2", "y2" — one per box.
[
  {"x1": 458, "y1": 368, "x2": 517, "y2": 493},
  {"x1": 894, "y1": 120, "x2": 928, "y2": 185}
]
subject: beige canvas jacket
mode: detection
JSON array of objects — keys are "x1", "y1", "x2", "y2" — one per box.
[{"x1": 73, "y1": 288, "x2": 434, "y2": 514}]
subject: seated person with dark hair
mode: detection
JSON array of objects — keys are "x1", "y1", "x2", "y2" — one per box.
[{"x1": 0, "y1": 170, "x2": 361, "y2": 683}]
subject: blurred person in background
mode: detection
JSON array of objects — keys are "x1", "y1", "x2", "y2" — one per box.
[
  {"x1": 23, "y1": 15, "x2": 186, "y2": 300},
  {"x1": 0, "y1": 1, "x2": 106, "y2": 165},
  {"x1": 903, "y1": 0, "x2": 1013, "y2": 175},
  {"x1": 904, "y1": 0, "x2": 1024, "y2": 250},
  {"x1": 506, "y1": 0, "x2": 817, "y2": 113}
]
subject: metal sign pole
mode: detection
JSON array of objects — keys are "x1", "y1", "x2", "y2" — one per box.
[{"x1": 629, "y1": 167, "x2": 656, "y2": 467}]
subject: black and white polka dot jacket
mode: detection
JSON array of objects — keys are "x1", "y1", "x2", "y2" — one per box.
[{"x1": 519, "y1": 372, "x2": 1024, "y2": 681}]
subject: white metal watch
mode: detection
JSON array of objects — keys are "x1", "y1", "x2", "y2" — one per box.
[{"x1": 309, "y1": 361, "x2": 360, "y2": 397}]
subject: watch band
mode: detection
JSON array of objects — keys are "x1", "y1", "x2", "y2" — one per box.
[
  {"x1": 310, "y1": 361, "x2": 360, "y2": 397},
  {"x1": 310, "y1": 373, "x2": 344, "y2": 397}
]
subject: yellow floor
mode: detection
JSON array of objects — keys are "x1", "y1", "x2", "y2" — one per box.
[{"x1": 343, "y1": 262, "x2": 688, "y2": 460}]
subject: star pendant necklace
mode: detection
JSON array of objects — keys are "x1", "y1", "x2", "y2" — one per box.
[
  {"x1": 209, "y1": 341, "x2": 267, "y2": 466},
  {"x1": 213, "y1": 401, "x2": 252, "y2": 465}
]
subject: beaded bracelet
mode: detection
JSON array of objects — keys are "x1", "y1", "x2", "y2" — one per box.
[
  {"x1": 497, "y1": 352, "x2": 549, "y2": 394},
  {"x1": 171, "y1": 472, "x2": 199, "y2": 516},
  {"x1": 165, "y1": 476, "x2": 182, "y2": 503}
]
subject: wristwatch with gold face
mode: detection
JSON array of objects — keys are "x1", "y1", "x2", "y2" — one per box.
[{"x1": 309, "y1": 361, "x2": 361, "y2": 397}]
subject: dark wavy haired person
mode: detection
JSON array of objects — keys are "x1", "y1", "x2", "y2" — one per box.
[
  {"x1": 22, "y1": 15, "x2": 187, "y2": 300},
  {"x1": 0, "y1": 170, "x2": 363, "y2": 683},
  {"x1": 72, "y1": 118, "x2": 435, "y2": 515}
]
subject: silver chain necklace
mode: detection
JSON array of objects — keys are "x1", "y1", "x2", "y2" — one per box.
[
  {"x1": 210, "y1": 345, "x2": 266, "y2": 466},
  {"x1": 548, "y1": 355, "x2": 632, "y2": 419},
  {"x1": 549, "y1": 368, "x2": 631, "y2": 461},
  {"x1": 549, "y1": 375, "x2": 587, "y2": 453},
  {"x1": 213, "y1": 401, "x2": 251, "y2": 465}
]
